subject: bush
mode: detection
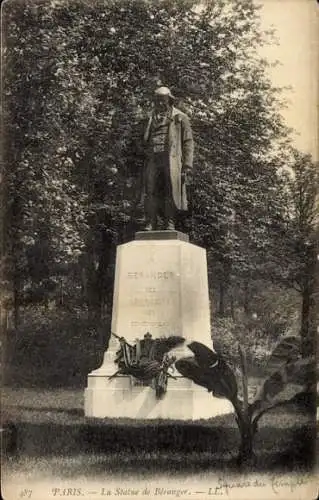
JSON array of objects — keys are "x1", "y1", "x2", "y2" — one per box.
[
  {"x1": 212, "y1": 313, "x2": 300, "y2": 372},
  {"x1": 4, "y1": 306, "x2": 110, "y2": 388}
]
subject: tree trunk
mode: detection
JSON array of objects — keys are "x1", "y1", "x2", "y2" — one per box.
[
  {"x1": 243, "y1": 280, "x2": 250, "y2": 316},
  {"x1": 95, "y1": 230, "x2": 114, "y2": 319},
  {"x1": 13, "y1": 277, "x2": 20, "y2": 329},
  {"x1": 300, "y1": 244, "x2": 317, "y2": 358},
  {"x1": 86, "y1": 226, "x2": 115, "y2": 322},
  {"x1": 232, "y1": 400, "x2": 256, "y2": 468},
  {"x1": 237, "y1": 420, "x2": 256, "y2": 467},
  {"x1": 230, "y1": 291, "x2": 235, "y2": 320},
  {"x1": 86, "y1": 256, "x2": 99, "y2": 321},
  {"x1": 236, "y1": 346, "x2": 256, "y2": 467},
  {"x1": 301, "y1": 289, "x2": 316, "y2": 357},
  {"x1": 218, "y1": 281, "x2": 225, "y2": 316}
]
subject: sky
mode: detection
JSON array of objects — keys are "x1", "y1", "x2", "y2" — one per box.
[{"x1": 258, "y1": 0, "x2": 318, "y2": 159}]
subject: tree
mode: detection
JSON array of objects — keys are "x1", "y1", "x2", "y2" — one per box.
[
  {"x1": 2, "y1": 0, "x2": 293, "y2": 322},
  {"x1": 280, "y1": 150, "x2": 318, "y2": 357},
  {"x1": 3, "y1": 3, "x2": 90, "y2": 321}
]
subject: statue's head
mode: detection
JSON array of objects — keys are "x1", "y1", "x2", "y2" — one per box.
[{"x1": 153, "y1": 86, "x2": 174, "y2": 112}]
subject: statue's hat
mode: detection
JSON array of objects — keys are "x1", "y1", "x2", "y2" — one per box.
[{"x1": 154, "y1": 86, "x2": 175, "y2": 99}]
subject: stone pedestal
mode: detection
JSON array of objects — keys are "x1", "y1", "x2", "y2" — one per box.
[{"x1": 84, "y1": 231, "x2": 233, "y2": 419}]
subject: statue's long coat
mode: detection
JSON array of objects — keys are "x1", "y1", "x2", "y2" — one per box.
[{"x1": 143, "y1": 107, "x2": 194, "y2": 211}]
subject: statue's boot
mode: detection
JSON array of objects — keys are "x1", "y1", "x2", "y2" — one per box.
[
  {"x1": 163, "y1": 196, "x2": 175, "y2": 230},
  {"x1": 144, "y1": 195, "x2": 158, "y2": 230},
  {"x1": 145, "y1": 217, "x2": 158, "y2": 231},
  {"x1": 164, "y1": 219, "x2": 175, "y2": 230}
]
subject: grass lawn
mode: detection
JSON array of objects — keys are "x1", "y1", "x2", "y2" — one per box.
[{"x1": 1, "y1": 387, "x2": 317, "y2": 481}]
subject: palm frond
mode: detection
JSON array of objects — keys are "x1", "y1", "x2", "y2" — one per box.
[
  {"x1": 250, "y1": 355, "x2": 316, "y2": 423},
  {"x1": 187, "y1": 341, "x2": 219, "y2": 367}
]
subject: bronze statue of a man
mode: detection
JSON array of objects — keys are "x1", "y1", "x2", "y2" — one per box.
[{"x1": 142, "y1": 87, "x2": 194, "y2": 231}]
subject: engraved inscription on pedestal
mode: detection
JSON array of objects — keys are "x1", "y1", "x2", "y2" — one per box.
[{"x1": 112, "y1": 243, "x2": 181, "y2": 340}]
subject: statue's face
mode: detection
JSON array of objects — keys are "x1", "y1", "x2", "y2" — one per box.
[{"x1": 154, "y1": 95, "x2": 170, "y2": 112}]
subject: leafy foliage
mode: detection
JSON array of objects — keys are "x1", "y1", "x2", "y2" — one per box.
[
  {"x1": 176, "y1": 341, "x2": 238, "y2": 402},
  {"x1": 175, "y1": 337, "x2": 316, "y2": 464},
  {"x1": 3, "y1": 0, "x2": 295, "y2": 318},
  {"x1": 277, "y1": 150, "x2": 319, "y2": 355}
]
